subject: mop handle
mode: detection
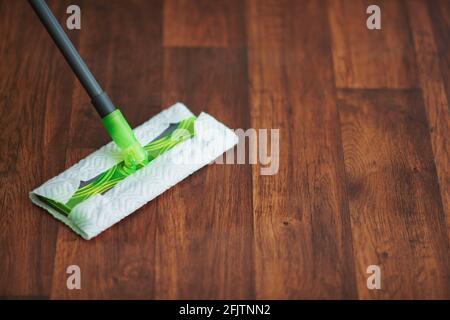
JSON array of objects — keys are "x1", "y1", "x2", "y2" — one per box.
[
  {"x1": 28, "y1": 0, "x2": 149, "y2": 168},
  {"x1": 28, "y1": 0, "x2": 115, "y2": 117}
]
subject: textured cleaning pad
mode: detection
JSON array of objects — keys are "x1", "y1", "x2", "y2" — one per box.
[{"x1": 30, "y1": 103, "x2": 238, "y2": 239}]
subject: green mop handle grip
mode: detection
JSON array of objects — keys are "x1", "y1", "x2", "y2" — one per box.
[
  {"x1": 28, "y1": 0, "x2": 148, "y2": 168},
  {"x1": 101, "y1": 110, "x2": 148, "y2": 168}
]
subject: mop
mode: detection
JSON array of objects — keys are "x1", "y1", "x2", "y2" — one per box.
[{"x1": 28, "y1": 0, "x2": 238, "y2": 239}]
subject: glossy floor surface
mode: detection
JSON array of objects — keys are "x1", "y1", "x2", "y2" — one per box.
[{"x1": 0, "y1": 0, "x2": 449, "y2": 299}]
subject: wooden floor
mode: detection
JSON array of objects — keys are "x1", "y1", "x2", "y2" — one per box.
[{"x1": 0, "y1": 0, "x2": 449, "y2": 299}]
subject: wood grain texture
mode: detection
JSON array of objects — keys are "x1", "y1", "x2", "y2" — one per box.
[
  {"x1": 247, "y1": 0, "x2": 357, "y2": 299},
  {"x1": 1, "y1": 0, "x2": 449, "y2": 299},
  {"x1": 0, "y1": 1, "x2": 21, "y2": 174},
  {"x1": 428, "y1": 0, "x2": 450, "y2": 103},
  {"x1": 328, "y1": 0, "x2": 418, "y2": 89},
  {"x1": 156, "y1": 47, "x2": 253, "y2": 299},
  {"x1": 163, "y1": 0, "x2": 245, "y2": 47},
  {"x1": 50, "y1": 0, "x2": 163, "y2": 299},
  {"x1": 0, "y1": 0, "x2": 74, "y2": 298},
  {"x1": 407, "y1": 0, "x2": 450, "y2": 238},
  {"x1": 69, "y1": 0, "x2": 163, "y2": 148},
  {"x1": 338, "y1": 89, "x2": 450, "y2": 299}
]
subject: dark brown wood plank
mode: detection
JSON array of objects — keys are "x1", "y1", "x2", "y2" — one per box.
[
  {"x1": 50, "y1": 148, "x2": 98, "y2": 299},
  {"x1": 407, "y1": 0, "x2": 450, "y2": 243},
  {"x1": 247, "y1": 0, "x2": 357, "y2": 299},
  {"x1": 428, "y1": 0, "x2": 450, "y2": 104},
  {"x1": 338, "y1": 89, "x2": 450, "y2": 299},
  {"x1": 50, "y1": 0, "x2": 163, "y2": 299},
  {"x1": 163, "y1": 0, "x2": 245, "y2": 47},
  {"x1": 50, "y1": 148, "x2": 158, "y2": 299},
  {"x1": 328, "y1": 0, "x2": 418, "y2": 89},
  {"x1": 0, "y1": 0, "x2": 75, "y2": 298},
  {"x1": 69, "y1": 0, "x2": 163, "y2": 148},
  {"x1": 155, "y1": 47, "x2": 253, "y2": 299},
  {"x1": 0, "y1": 1, "x2": 21, "y2": 174}
]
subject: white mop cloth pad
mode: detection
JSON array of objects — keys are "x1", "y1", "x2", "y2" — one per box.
[{"x1": 30, "y1": 103, "x2": 238, "y2": 239}]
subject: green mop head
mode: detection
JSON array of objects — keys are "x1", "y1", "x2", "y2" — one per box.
[{"x1": 30, "y1": 103, "x2": 238, "y2": 239}]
